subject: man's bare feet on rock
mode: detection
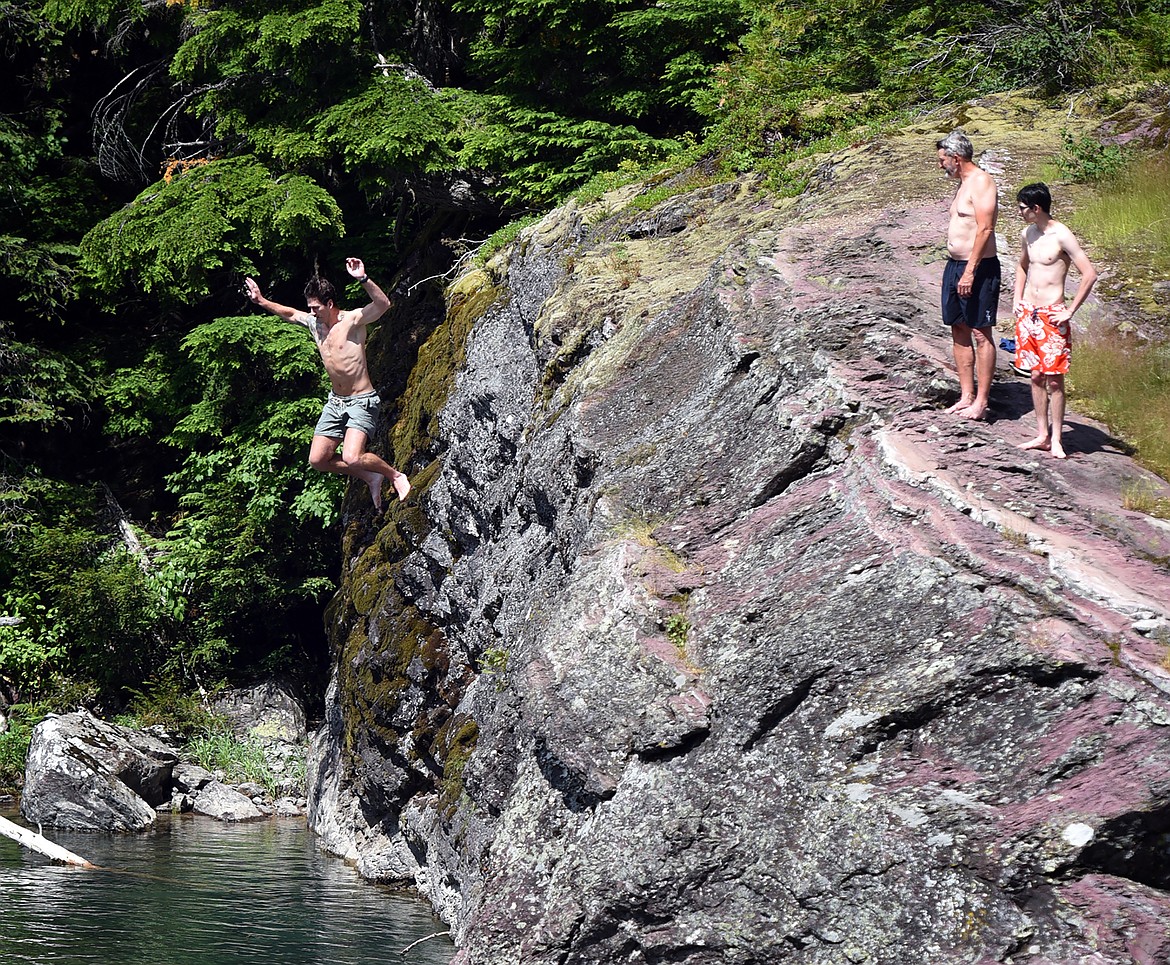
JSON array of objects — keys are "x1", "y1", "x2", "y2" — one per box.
[
  {"x1": 1019, "y1": 435, "x2": 1051, "y2": 452},
  {"x1": 391, "y1": 471, "x2": 411, "y2": 502},
  {"x1": 1051, "y1": 439, "x2": 1067, "y2": 459},
  {"x1": 945, "y1": 397, "x2": 975, "y2": 414},
  {"x1": 958, "y1": 403, "x2": 988, "y2": 421}
]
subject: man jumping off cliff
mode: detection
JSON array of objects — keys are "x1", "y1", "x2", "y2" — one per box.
[
  {"x1": 937, "y1": 131, "x2": 1001, "y2": 421},
  {"x1": 1012, "y1": 182, "x2": 1098, "y2": 459},
  {"x1": 244, "y1": 258, "x2": 411, "y2": 510}
]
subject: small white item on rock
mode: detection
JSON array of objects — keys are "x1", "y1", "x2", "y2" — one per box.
[{"x1": 1061, "y1": 822, "x2": 1095, "y2": 847}]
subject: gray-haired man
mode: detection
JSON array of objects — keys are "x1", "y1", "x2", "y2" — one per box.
[{"x1": 937, "y1": 131, "x2": 1001, "y2": 420}]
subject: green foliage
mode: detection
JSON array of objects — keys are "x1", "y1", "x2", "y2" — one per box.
[
  {"x1": 184, "y1": 727, "x2": 297, "y2": 795},
  {"x1": 451, "y1": 91, "x2": 682, "y2": 205},
  {"x1": 704, "y1": 0, "x2": 1170, "y2": 176},
  {"x1": 478, "y1": 645, "x2": 510, "y2": 692},
  {"x1": 0, "y1": 329, "x2": 91, "y2": 427},
  {"x1": 1065, "y1": 156, "x2": 1170, "y2": 481},
  {"x1": 39, "y1": 0, "x2": 147, "y2": 32},
  {"x1": 168, "y1": 0, "x2": 368, "y2": 166},
  {"x1": 80, "y1": 156, "x2": 343, "y2": 304},
  {"x1": 1068, "y1": 153, "x2": 1170, "y2": 261},
  {"x1": 312, "y1": 75, "x2": 459, "y2": 183},
  {"x1": 1, "y1": 311, "x2": 341, "y2": 700},
  {"x1": 0, "y1": 592, "x2": 68, "y2": 699},
  {"x1": 454, "y1": 0, "x2": 748, "y2": 124},
  {"x1": 101, "y1": 314, "x2": 342, "y2": 670},
  {"x1": 120, "y1": 677, "x2": 220, "y2": 736},
  {"x1": 1056, "y1": 130, "x2": 1128, "y2": 183},
  {"x1": 1070, "y1": 340, "x2": 1170, "y2": 481},
  {"x1": 0, "y1": 477, "x2": 170, "y2": 701},
  {"x1": 0, "y1": 704, "x2": 46, "y2": 792},
  {"x1": 0, "y1": 236, "x2": 80, "y2": 322}
]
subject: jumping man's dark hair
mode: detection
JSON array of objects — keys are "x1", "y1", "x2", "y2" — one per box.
[{"x1": 304, "y1": 276, "x2": 338, "y2": 305}]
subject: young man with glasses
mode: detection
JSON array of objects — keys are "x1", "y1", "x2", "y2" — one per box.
[
  {"x1": 244, "y1": 257, "x2": 411, "y2": 509},
  {"x1": 1012, "y1": 183, "x2": 1098, "y2": 459}
]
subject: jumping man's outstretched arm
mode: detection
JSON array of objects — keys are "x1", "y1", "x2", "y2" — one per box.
[
  {"x1": 345, "y1": 257, "x2": 391, "y2": 327},
  {"x1": 243, "y1": 277, "x2": 307, "y2": 325}
]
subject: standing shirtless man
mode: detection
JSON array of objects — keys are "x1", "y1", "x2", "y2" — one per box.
[
  {"x1": 937, "y1": 131, "x2": 1001, "y2": 420},
  {"x1": 1013, "y1": 182, "x2": 1098, "y2": 459},
  {"x1": 244, "y1": 258, "x2": 411, "y2": 509}
]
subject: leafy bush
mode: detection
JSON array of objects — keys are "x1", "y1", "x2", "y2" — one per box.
[
  {"x1": 0, "y1": 707, "x2": 36, "y2": 792},
  {"x1": 0, "y1": 477, "x2": 172, "y2": 702},
  {"x1": 0, "y1": 703, "x2": 60, "y2": 793},
  {"x1": 1056, "y1": 131, "x2": 1127, "y2": 183}
]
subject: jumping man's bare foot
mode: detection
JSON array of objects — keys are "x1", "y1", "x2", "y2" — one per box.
[
  {"x1": 1050, "y1": 439, "x2": 1067, "y2": 459},
  {"x1": 1018, "y1": 435, "x2": 1051, "y2": 452},
  {"x1": 391, "y1": 471, "x2": 411, "y2": 502},
  {"x1": 365, "y1": 473, "x2": 384, "y2": 512}
]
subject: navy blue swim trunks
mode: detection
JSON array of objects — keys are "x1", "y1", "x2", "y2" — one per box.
[{"x1": 941, "y1": 256, "x2": 1000, "y2": 329}]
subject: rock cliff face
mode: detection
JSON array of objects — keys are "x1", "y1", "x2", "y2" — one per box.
[{"x1": 308, "y1": 103, "x2": 1170, "y2": 964}]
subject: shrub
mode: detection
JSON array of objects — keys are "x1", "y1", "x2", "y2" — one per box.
[{"x1": 1056, "y1": 131, "x2": 1127, "y2": 183}]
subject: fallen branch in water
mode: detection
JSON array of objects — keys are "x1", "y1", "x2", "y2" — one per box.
[
  {"x1": 0, "y1": 814, "x2": 96, "y2": 868},
  {"x1": 399, "y1": 930, "x2": 451, "y2": 957}
]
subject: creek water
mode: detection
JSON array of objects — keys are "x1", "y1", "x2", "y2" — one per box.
[{"x1": 0, "y1": 809, "x2": 453, "y2": 964}]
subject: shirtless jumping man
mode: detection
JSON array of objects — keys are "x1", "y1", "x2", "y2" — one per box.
[
  {"x1": 1012, "y1": 182, "x2": 1098, "y2": 459},
  {"x1": 244, "y1": 258, "x2": 411, "y2": 509},
  {"x1": 937, "y1": 131, "x2": 1001, "y2": 420}
]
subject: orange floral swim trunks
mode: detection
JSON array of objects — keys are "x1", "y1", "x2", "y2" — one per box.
[{"x1": 1015, "y1": 302, "x2": 1071, "y2": 375}]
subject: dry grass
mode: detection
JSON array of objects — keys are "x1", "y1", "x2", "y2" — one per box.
[{"x1": 1120, "y1": 477, "x2": 1170, "y2": 518}]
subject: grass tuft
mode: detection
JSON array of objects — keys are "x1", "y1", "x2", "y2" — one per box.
[
  {"x1": 184, "y1": 729, "x2": 301, "y2": 797},
  {"x1": 1120, "y1": 477, "x2": 1170, "y2": 519}
]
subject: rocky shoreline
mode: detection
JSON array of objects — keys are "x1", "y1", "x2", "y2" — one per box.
[{"x1": 18, "y1": 681, "x2": 309, "y2": 832}]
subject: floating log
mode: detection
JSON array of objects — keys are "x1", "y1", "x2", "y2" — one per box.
[{"x1": 0, "y1": 813, "x2": 96, "y2": 868}]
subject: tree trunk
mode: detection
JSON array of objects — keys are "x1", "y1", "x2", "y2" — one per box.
[{"x1": 0, "y1": 813, "x2": 96, "y2": 868}]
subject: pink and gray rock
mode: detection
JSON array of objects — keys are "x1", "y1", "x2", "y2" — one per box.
[{"x1": 310, "y1": 109, "x2": 1170, "y2": 964}]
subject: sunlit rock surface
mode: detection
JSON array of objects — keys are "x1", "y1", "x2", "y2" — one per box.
[
  {"x1": 22, "y1": 710, "x2": 176, "y2": 831},
  {"x1": 310, "y1": 103, "x2": 1170, "y2": 964}
]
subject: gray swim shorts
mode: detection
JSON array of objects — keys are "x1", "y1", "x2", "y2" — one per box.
[{"x1": 313, "y1": 390, "x2": 381, "y2": 439}]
